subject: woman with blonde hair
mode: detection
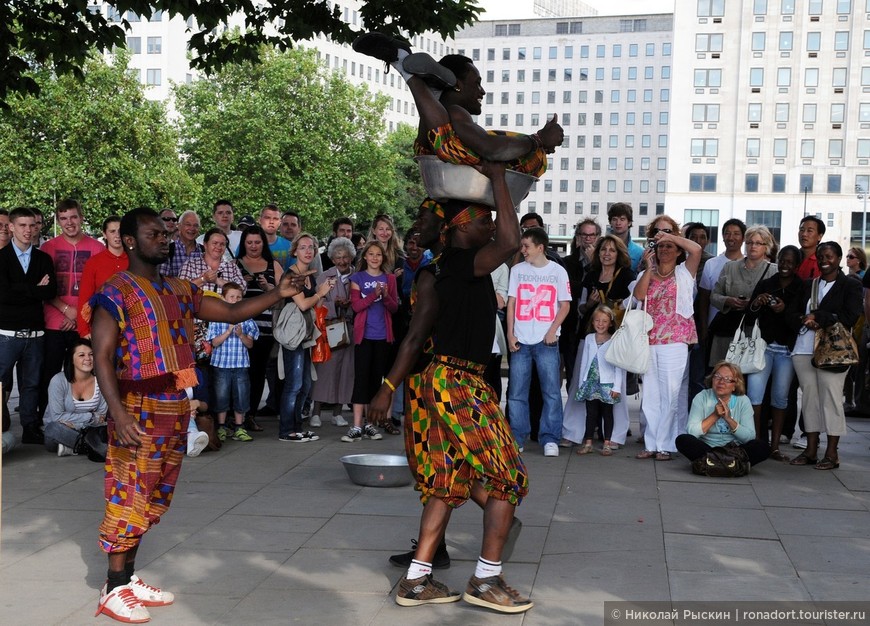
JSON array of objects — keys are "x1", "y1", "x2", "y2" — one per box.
[
  {"x1": 708, "y1": 225, "x2": 777, "y2": 365},
  {"x1": 675, "y1": 361, "x2": 770, "y2": 470},
  {"x1": 367, "y1": 214, "x2": 405, "y2": 274}
]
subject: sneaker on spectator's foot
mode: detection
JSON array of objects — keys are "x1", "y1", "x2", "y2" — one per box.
[
  {"x1": 341, "y1": 427, "x2": 363, "y2": 443},
  {"x1": 57, "y1": 443, "x2": 76, "y2": 457},
  {"x1": 95, "y1": 583, "x2": 151, "y2": 623},
  {"x1": 558, "y1": 438, "x2": 575, "y2": 448},
  {"x1": 187, "y1": 431, "x2": 209, "y2": 457},
  {"x1": 364, "y1": 423, "x2": 383, "y2": 440},
  {"x1": 332, "y1": 414, "x2": 348, "y2": 427},
  {"x1": 463, "y1": 574, "x2": 533, "y2": 614},
  {"x1": 309, "y1": 414, "x2": 322, "y2": 428},
  {"x1": 278, "y1": 432, "x2": 310, "y2": 442},
  {"x1": 543, "y1": 442, "x2": 559, "y2": 457},
  {"x1": 395, "y1": 574, "x2": 461, "y2": 607},
  {"x1": 217, "y1": 426, "x2": 230, "y2": 442},
  {"x1": 389, "y1": 538, "x2": 451, "y2": 569},
  {"x1": 792, "y1": 435, "x2": 808, "y2": 449},
  {"x1": 780, "y1": 434, "x2": 791, "y2": 444},
  {"x1": 129, "y1": 575, "x2": 174, "y2": 607},
  {"x1": 232, "y1": 427, "x2": 253, "y2": 442},
  {"x1": 301, "y1": 430, "x2": 320, "y2": 441},
  {"x1": 502, "y1": 517, "x2": 523, "y2": 562}
]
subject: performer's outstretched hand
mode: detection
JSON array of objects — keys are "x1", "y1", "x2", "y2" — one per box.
[
  {"x1": 277, "y1": 269, "x2": 315, "y2": 298},
  {"x1": 538, "y1": 114, "x2": 564, "y2": 153}
]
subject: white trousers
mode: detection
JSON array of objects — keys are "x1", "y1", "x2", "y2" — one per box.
[{"x1": 641, "y1": 343, "x2": 689, "y2": 453}]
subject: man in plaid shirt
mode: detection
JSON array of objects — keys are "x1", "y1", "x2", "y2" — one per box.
[
  {"x1": 160, "y1": 210, "x2": 204, "y2": 277},
  {"x1": 206, "y1": 282, "x2": 260, "y2": 441}
]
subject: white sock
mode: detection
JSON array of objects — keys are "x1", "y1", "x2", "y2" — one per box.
[
  {"x1": 475, "y1": 557, "x2": 502, "y2": 578},
  {"x1": 406, "y1": 559, "x2": 432, "y2": 580},
  {"x1": 390, "y1": 49, "x2": 413, "y2": 81}
]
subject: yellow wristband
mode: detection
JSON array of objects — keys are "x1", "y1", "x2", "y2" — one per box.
[{"x1": 383, "y1": 377, "x2": 396, "y2": 392}]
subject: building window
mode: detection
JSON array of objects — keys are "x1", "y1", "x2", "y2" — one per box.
[
  {"x1": 559, "y1": 202, "x2": 568, "y2": 215},
  {"x1": 748, "y1": 103, "x2": 762, "y2": 122},
  {"x1": 828, "y1": 174, "x2": 842, "y2": 193},
  {"x1": 126, "y1": 10, "x2": 140, "y2": 22},
  {"x1": 754, "y1": 0, "x2": 768, "y2": 14},
  {"x1": 747, "y1": 138, "x2": 761, "y2": 157},
  {"x1": 801, "y1": 139, "x2": 815, "y2": 158},
  {"x1": 692, "y1": 139, "x2": 719, "y2": 157},
  {"x1": 772, "y1": 174, "x2": 786, "y2": 192},
  {"x1": 803, "y1": 104, "x2": 817, "y2": 122},
  {"x1": 809, "y1": 0, "x2": 823, "y2": 14},
  {"x1": 556, "y1": 22, "x2": 569, "y2": 34},
  {"x1": 746, "y1": 210, "x2": 782, "y2": 243},
  {"x1": 805, "y1": 68, "x2": 819, "y2": 88},
  {"x1": 837, "y1": 0, "x2": 852, "y2": 14},
  {"x1": 831, "y1": 103, "x2": 846, "y2": 123},
  {"x1": 575, "y1": 202, "x2": 583, "y2": 214},
  {"x1": 807, "y1": 32, "x2": 821, "y2": 52},
  {"x1": 773, "y1": 138, "x2": 788, "y2": 157},
  {"x1": 689, "y1": 174, "x2": 717, "y2": 192},
  {"x1": 779, "y1": 32, "x2": 793, "y2": 51},
  {"x1": 752, "y1": 32, "x2": 766, "y2": 51},
  {"x1": 126, "y1": 36, "x2": 141, "y2": 54},
  {"x1": 777, "y1": 68, "x2": 791, "y2": 87},
  {"x1": 147, "y1": 37, "x2": 162, "y2": 54},
  {"x1": 833, "y1": 68, "x2": 847, "y2": 88},
  {"x1": 775, "y1": 103, "x2": 789, "y2": 122},
  {"x1": 859, "y1": 139, "x2": 870, "y2": 158},
  {"x1": 829, "y1": 139, "x2": 844, "y2": 158},
  {"x1": 550, "y1": 46, "x2": 558, "y2": 59},
  {"x1": 781, "y1": 0, "x2": 795, "y2": 14},
  {"x1": 696, "y1": 34, "x2": 724, "y2": 52},
  {"x1": 146, "y1": 69, "x2": 161, "y2": 85},
  {"x1": 746, "y1": 174, "x2": 759, "y2": 192},
  {"x1": 694, "y1": 69, "x2": 722, "y2": 87},
  {"x1": 697, "y1": 0, "x2": 725, "y2": 17},
  {"x1": 800, "y1": 174, "x2": 814, "y2": 192},
  {"x1": 750, "y1": 68, "x2": 764, "y2": 87},
  {"x1": 543, "y1": 202, "x2": 551, "y2": 214},
  {"x1": 693, "y1": 104, "x2": 720, "y2": 122}
]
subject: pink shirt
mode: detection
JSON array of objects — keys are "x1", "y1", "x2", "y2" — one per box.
[
  {"x1": 41, "y1": 235, "x2": 106, "y2": 331},
  {"x1": 647, "y1": 274, "x2": 698, "y2": 346}
]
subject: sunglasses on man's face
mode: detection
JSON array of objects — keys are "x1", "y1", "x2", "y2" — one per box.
[{"x1": 161, "y1": 217, "x2": 178, "y2": 223}]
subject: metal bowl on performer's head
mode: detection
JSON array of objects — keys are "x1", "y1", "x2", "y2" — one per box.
[
  {"x1": 340, "y1": 453, "x2": 412, "y2": 487},
  {"x1": 415, "y1": 155, "x2": 538, "y2": 208}
]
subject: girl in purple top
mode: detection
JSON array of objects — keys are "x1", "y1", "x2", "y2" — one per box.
[{"x1": 344, "y1": 242, "x2": 398, "y2": 442}]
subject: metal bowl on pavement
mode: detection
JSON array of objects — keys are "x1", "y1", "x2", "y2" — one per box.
[
  {"x1": 340, "y1": 454, "x2": 412, "y2": 488},
  {"x1": 415, "y1": 155, "x2": 537, "y2": 207}
]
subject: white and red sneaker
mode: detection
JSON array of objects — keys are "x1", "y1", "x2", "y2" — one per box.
[
  {"x1": 129, "y1": 575, "x2": 175, "y2": 607},
  {"x1": 95, "y1": 583, "x2": 151, "y2": 623}
]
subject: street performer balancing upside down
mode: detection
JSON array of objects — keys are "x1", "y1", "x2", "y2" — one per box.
[
  {"x1": 353, "y1": 32, "x2": 563, "y2": 176},
  {"x1": 90, "y1": 208, "x2": 307, "y2": 624}
]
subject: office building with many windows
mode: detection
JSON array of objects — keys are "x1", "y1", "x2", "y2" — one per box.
[
  {"x1": 667, "y1": 0, "x2": 870, "y2": 251},
  {"x1": 455, "y1": 14, "x2": 674, "y2": 244}
]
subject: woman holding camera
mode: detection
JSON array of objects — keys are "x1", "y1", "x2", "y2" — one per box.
[
  {"x1": 631, "y1": 215, "x2": 702, "y2": 460},
  {"x1": 744, "y1": 245, "x2": 803, "y2": 461}
]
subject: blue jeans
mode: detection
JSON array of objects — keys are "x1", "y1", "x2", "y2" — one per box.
[
  {"x1": 211, "y1": 366, "x2": 251, "y2": 414},
  {"x1": 508, "y1": 341, "x2": 563, "y2": 447},
  {"x1": 746, "y1": 344, "x2": 795, "y2": 409},
  {"x1": 0, "y1": 334, "x2": 44, "y2": 428},
  {"x1": 279, "y1": 346, "x2": 311, "y2": 436},
  {"x1": 43, "y1": 421, "x2": 81, "y2": 452}
]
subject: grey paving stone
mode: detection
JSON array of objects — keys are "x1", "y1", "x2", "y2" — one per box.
[
  {"x1": 669, "y1": 570, "x2": 811, "y2": 601},
  {"x1": 661, "y1": 503, "x2": 778, "y2": 539},
  {"x1": 781, "y1": 535, "x2": 870, "y2": 575},
  {"x1": 658, "y1": 480, "x2": 762, "y2": 509},
  {"x1": 543, "y1": 520, "x2": 664, "y2": 555},
  {"x1": 766, "y1": 507, "x2": 870, "y2": 537},
  {"x1": 531, "y1": 551, "x2": 670, "y2": 601},
  {"x1": 665, "y1": 534, "x2": 795, "y2": 575}
]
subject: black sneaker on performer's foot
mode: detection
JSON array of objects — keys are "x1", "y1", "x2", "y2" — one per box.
[
  {"x1": 389, "y1": 539, "x2": 451, "y2": 569},
  {"x1": 352, "y1": 32, "x2": 411, "y2": 66},
  {"x1": 395, "y1": 574, "x2": 460, "y2": 607},
  {"x1": 463, "y1": 574, "x2": 533, "y2": 614}
]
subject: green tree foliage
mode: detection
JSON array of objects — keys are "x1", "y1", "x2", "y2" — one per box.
[
  {"x1": 382, "y1": 123, "x2": 426, "y2": 233},
  {"x1": 174, "y1": 47, "x2": 409, "y2": 235},
  {"x1": 0, "y1": 52, "x2": 198, "y2": 231},
  {"x1": 0, "y1": 0, "x2": 481, "y2": 102}
]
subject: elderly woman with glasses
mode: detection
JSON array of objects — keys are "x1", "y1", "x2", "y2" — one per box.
[
  {"x1": 708, "y1": 226, "x2": 777, "y2": 366},
  {"x1": 675, "y1": 361, "x2": 770, "y2": 468}
]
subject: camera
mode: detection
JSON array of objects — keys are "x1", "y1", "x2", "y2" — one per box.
[
  {"x1": 647, "y1": 240, "x2": 657, "y2": 249},
  {"x1": 769, "y1": 297, "x2": 779, "y2": 306}
]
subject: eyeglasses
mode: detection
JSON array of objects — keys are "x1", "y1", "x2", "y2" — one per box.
[
  {"x1": 712, "y1": 373, "x2": 736, "y2": 384},
  {"x1": 648, "y1": 227, "x2": 673, "y2": 236},
  {"x1": 578, "y1": 232, "x2": 598, "y2": 239},
  {"x1": 161, "y1": 217, "x2": 178, "y2": 222},
  {"x1": 846, "y1": 254, "x2": 857, "y2": 259}
]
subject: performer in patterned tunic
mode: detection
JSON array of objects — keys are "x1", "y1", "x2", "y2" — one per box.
[{"x1": 91, "y1": 208, "x2": 306, "y2": 623}]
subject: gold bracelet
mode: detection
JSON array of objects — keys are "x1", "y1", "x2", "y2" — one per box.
[{"x1": 382, "y1": 377, "x2": 396, "y2": 392}]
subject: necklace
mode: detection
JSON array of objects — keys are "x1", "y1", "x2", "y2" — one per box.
[{"x1": 655, "y1": 266, "x2": 675, "y2": 279}]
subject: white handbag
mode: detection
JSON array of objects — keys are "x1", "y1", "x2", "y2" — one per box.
[
  {"x1": 605, "y1": 300, "x2": 653, "y2": 374},
  {"x1": 725, "y1": 316, "x2": 767, "y2": 375}
]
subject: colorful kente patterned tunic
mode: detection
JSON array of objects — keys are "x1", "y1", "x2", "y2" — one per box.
[
  {"x1": 415, "y1": 125, "x2": 547, "y2": 177},
  {"x1": 91, "y1": 271, "x2": 202, "y2": 553}
]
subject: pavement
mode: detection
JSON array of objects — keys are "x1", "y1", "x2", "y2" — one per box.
[{"x1": 3, "y1": 388, "x2": 870, "y2": 626}]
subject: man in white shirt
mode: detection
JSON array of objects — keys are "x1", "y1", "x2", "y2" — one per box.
[{"x1": 506, "y1": 227, "x2": 571, "y2": 457}]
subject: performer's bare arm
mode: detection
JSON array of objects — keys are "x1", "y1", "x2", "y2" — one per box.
[
  {"x1": 450, "y1": 109, "x2": 564, "y2": 161},
  {"x1": 198, "y1": 270, "x2": 309, "y2": 323},
  {"x1": 473, "y1": 162, "x2": 521, "y2": 278}
]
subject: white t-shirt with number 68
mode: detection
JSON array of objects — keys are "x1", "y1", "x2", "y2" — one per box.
[{"x1": 508, "y1": 260, "x2": 572, "y2": 345}]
